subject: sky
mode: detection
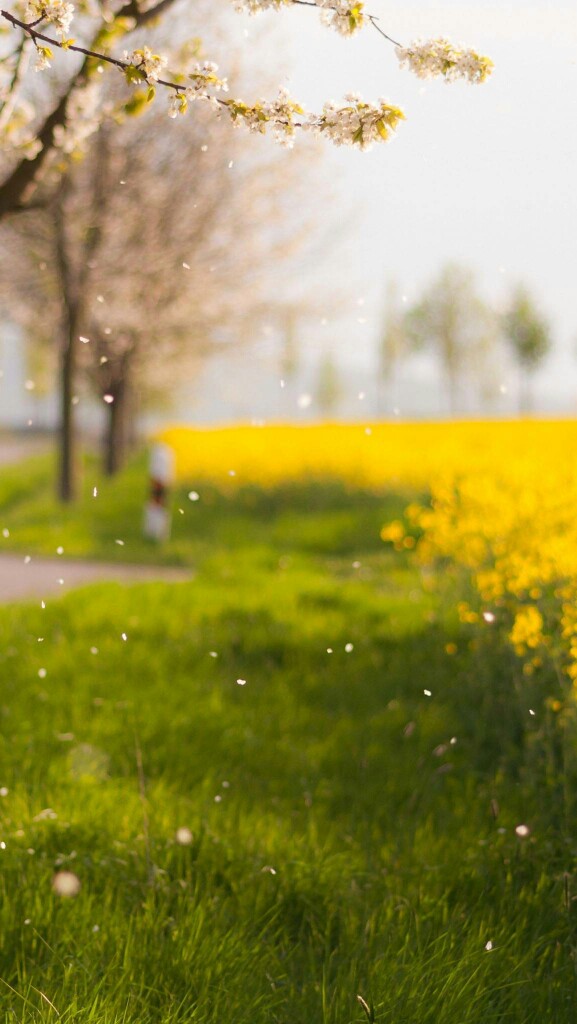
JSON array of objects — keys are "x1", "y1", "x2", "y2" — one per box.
[{"x1": 189, "y1": 0, "x2": 577, "y2": 419}]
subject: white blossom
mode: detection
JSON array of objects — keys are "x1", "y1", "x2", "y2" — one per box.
[
  {"x1": 317, "y1": 0, "x2": 365, "y2": 36},
  {"x1": 34, "y1": 45, "x2": 52, "y2": 72},
  {"x1": 232, "y1": 0, "x2": 364, "y2": 35},
  {"x1": 306, "y1": 93, "x2": 405, "y2": 150},
  {"x1": 396, "y1": 38, "x2": 493, "y2": 84},
  {"x1": 25, "y1": 0, "x2": 74, "y2": 37},
  {"x1": 123, "y1": 46, "x2": 167, "y2": 84},
  {"x1": 168, "y1": 62, "x2": 228, "y2": 118}
]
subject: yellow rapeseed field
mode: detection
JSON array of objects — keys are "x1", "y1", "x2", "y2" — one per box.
[{"x1": 160, "y1": 420, "x2": 577, "y2": 683}]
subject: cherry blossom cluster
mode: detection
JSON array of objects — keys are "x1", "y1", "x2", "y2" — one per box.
[
  {"x1": 317, "y1": 1, "x2": 364, "y2": 36},
  {"x1": 24, "y1": 0, "x2": 74, "y2": 38},
  {"x1": 123, "y1": 46, "x2": 167, "y2": 84},
  {"x1": 167, "y1": 76, "x2": 403, "y2": 150},
  {"x1": 223, "y1": 89, "x2": 403, "y2": 150},
  {"x1": 226, "y1": 88, "x2": 305, "y2": 146},
  {"x1": 232, "y1": 0, "x2": 365, "y2": 36},
  {"x1": 308, "y1": 93, "x2": 404, "y2": 149},
  {"x1": 168, "y1": 62, "x2": 228, "y2": 117},
  {"x1": 395, "y1": 38, "x2": 494, "y2": 84}
]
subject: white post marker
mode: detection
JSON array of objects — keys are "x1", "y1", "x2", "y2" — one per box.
[{"x1": 144, "y1": 443, "x2": 175, "y2": 542}]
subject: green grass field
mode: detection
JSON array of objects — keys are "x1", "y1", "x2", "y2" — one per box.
[{"x1": 1, "y1": 454, "x2": 577, "y2": 1022}]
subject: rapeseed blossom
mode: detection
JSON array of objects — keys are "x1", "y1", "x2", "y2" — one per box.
[{"x1": 159, "y1": 420, "x2": 577, "y2": 685}]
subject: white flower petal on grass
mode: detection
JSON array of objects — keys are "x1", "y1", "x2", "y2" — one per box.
[
  {"x1": 52, "y1": 871, "x2": 81, "y2": 897},
  {"x1": 175, "y1": 827, "x2": 193, "y2": 845}
]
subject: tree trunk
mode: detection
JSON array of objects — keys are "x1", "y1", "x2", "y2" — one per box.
[
  {"x1": 519, "y1": 367, "x2": 533, "y2": 415},
  {"x1": 103, "y1": 379, "x2": 129, "y2": 476},
  {"x1": 58, "y1": 320, "x2": 78, "y2": 503}
]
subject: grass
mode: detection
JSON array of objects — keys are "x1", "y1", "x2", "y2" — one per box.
[
  {"x1": 1, "y1": 453, "x2": 577, "y2": 1022},
  {"x1": 0, "y1": 451, "x2": 406, "y2": 566}
]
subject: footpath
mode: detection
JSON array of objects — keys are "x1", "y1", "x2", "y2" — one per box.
[
  {"x1": 0, "y1": 435, "x2": 191, "y2": 602},
  {"x1": 0, "y1": 552, "x2": 191, "y2": 602}
]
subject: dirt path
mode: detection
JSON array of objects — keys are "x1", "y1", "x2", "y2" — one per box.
[
  {"x1": 0, "y1": 434, "x2": 50, "y2": 465},
  {"x1": 0, "y1": 553, "x2": 192, "y2": 603}
]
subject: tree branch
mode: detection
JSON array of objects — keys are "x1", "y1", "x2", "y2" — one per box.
[{"x1": 0, "y1": 0, "x2": 181, "y2": 219}]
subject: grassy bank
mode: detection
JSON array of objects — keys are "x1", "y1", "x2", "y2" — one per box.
[{"x1": 1, "y1": 456, "x2": 576, "y2": 1022}]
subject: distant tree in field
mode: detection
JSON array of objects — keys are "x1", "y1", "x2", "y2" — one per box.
[
  {"x1": 404, "y1": 264, "x2": 493, "y2": 416},
  {"x1": 502, "y1": 286, "x2": 551, "y2": 413},
  {"x1": 378, "y1": 280, "x2": 406, "y2": 413},
  {"x1": 316, "y1": 350, "x2": 341, "y2": 416}
]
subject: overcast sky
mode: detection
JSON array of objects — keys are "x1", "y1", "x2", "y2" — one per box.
[{"x1": 221, "y1": 1, "x2": 577, "y2": 413}]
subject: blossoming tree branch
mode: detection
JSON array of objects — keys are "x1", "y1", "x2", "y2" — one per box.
[{"x1": 1, "y1": 0, "x2": 493, "y2": 168}]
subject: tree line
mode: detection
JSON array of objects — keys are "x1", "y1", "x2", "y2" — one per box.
[{"x1": 379, "y1": 265, "x2": 551, "y2": 415}]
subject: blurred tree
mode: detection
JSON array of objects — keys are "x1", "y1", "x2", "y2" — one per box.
[
  {"x1": 378, "y1": 280, "x2": 406, "y2": 414},
  {"x1": 404, "y1": 264, "x2": 493, "y2": 416},
  {"x1": 0, "y1": 101, "x2": 318, "y2": 493},
  {"x1": 502, "y1": 286, "x2": 551, "y2": 413},
  {"x1": 316, "y1": 350, "x2": 341, "y2": 416}
]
